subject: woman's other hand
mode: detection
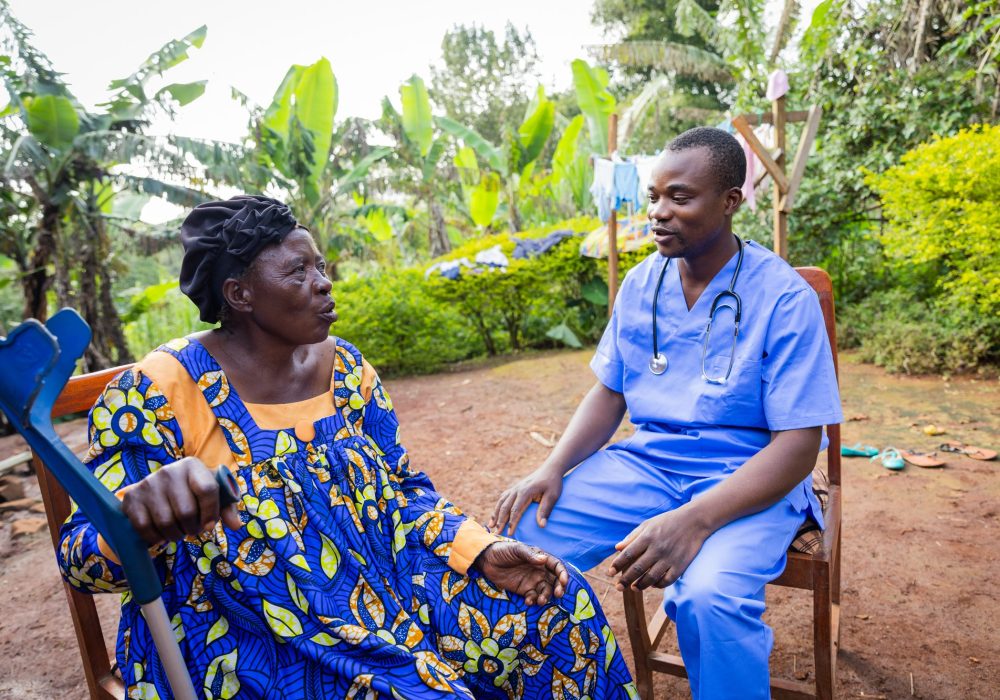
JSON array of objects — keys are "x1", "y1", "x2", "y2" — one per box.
[
  {"x1": 473, "y1": 541, "x2": 569, "y2": 606},
  {"x1": 121, "y1": 457, "x2": 242, "y2": 546},
  {"x1": 489, "y1": 469, "x2": 563, "y2": 537}
]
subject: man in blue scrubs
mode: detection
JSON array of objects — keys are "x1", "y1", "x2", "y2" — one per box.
[{"x1": 490, "y1": 127, "x2": 842, "y2": 700}]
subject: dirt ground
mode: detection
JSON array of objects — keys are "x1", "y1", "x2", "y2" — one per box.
[{"x1": 0, "y1": 349, "x2": 997, "y2": 700}]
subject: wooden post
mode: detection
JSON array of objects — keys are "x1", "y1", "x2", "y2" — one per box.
[
  {"x1": 772, "y1": 95, "x2": 788, "y2": 259},
  {"x1": 733, "y1": 103, "x2": 820, "y2": 261},
  {"x1": 607, "y1": 113, "x2": 619, "y2": 315}
]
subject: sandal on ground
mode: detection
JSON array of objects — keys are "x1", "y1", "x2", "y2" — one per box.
[
  {"x1": 871, "y1": 447, "x2": 905, "y2": 471},
  {"x1": 899, "y1": 448, "x2": 946, "y2": 468},
  {"x1": 841, "y1": 442, "x2": 879, "y2": 457},
  {"x1": 939, "y1": 441, "x2": 997, "y2": 461}
]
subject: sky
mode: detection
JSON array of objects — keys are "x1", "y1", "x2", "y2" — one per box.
[{"x1": 8, "y1": 0, "x2": 608, "y2": 144}]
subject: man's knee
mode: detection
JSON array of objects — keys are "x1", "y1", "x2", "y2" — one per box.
[{"x1": 664, "y1": 568, "x2": 765, "y2": 633}]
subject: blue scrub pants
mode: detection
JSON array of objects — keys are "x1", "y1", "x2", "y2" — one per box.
[{"x1": 513, "y1": 445, "x2": 806, "y2": 700}]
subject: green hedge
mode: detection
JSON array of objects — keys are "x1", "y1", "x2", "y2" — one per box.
[
  {"x1": 838, "y1": 289, "x2": 999, "y2": 375},
  {"x1": 331, "y1": 216, "x2": 633, "y2": 375},
  {"x1": 330, "y1": 269, "x2": 482, "y2": 376}
]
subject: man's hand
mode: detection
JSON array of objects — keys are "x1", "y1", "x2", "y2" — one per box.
[
  {"x1": 121, "y1": 457, "x2": 243, "y2": 546},
  {"x1": 473, "y1": 541, "x2": 569, "y2": 605},
  {"x1": 608, "y1": 508, "x2": 712, "y2": 591},
  {"x1": 489, "y1": 469, "x2": 563, "y2": 536}
]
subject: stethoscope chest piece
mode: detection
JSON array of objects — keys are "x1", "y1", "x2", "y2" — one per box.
[{"x1": 649, "y1": 353, "x2": 668, "y2": 375}]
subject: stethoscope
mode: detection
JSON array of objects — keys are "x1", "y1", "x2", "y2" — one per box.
[{"x1": 649, "y1": 235, "x2": 744, "y2": 384}]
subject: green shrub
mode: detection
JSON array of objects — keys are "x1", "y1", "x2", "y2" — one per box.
[
  {"x1": 331, "y1": 269, "x2": 482, "y2": 376},
  {"x1": 839, "y1": 289, "x2": 1000, "y2": 375},
  {"x1": 123, "y1": 286, "x2": 211, "y2": 355},
  {"x1": 424, "y1": 217, "x2": 608, "y2": 354},
  {"x1": 864, "y1": 124, "x2": 1000, "y2": 315}
]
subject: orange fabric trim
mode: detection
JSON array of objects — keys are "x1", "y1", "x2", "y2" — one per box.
[
  {"x1": 243, "y1": 392, "x2": 335, "y2": 431},
  {"x1": 138, "y1": 350, "x2": 234, "y2": 472},
  {"x1": 448, "y1": 519, "x2": 502, "y2": 575}
]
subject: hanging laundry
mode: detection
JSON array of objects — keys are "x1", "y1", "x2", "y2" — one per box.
[
  {"x1": 634, "y1": 155, "x2": 660, "y2": 200},
  {"x1": 766, "y1": 69, "x2": 789, "y2": 101},
  {"x1": 591, "y1": 159, "x2": 643, "y2": 222},
  {"x1": 590, "y1": 158, "x2": 615, "y2": 221},
  {"x1": 612, "y1": 161, "x2": 641, "y2": 211}
]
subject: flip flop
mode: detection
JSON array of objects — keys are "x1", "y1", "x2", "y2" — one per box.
[
  {"x1": 871, "y1": 447, "x2": 905, "y2": 471},
  {"x1": 939, "y1": 441, "x2": 997, "y2": 461},
  {"x1": 899, "y1": 448, "x2": 946, "y2": 468},
  {"x1": 841, "y1": 442, "x2": 879, "y2": 457}
]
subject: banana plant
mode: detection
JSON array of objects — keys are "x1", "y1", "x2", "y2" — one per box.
[
  {"x1": 0, "y1": 4, "x2": 211, "y2": 367},
  {"x1": 571, "y1": 59, "x2": 617, "y2": 154},
  {"x1": 379, "y1": 75, "x2": 453, "y2": 256},
  {"x1": 235, "y1": 58, "x2": 391, "y2": 269},
  {"x1": 453, "y1": 146, "x2": 501, "y2": 229},
  {"x1": 436, "y1": 84, "x2": 555, "y2": 232},
  {"x1": 550, "y1": 114, "x2": 591, "y2": 212}
]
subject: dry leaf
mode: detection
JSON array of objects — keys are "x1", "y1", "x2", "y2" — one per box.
[
  {"x1": 848, "y1": 413, "x2": 870, "y2": 421},
  {"x1": 529, "y1": 431, "x2": 555, "y2": 448}
]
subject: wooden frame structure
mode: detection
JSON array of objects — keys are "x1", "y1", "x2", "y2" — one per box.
[
  {"x1": 731, "y1": 100, "x2": 823, "y2": 260},
  {"x1": 622, "y1": 267, "x2": 842, "y2": 700},
  {"x1": 32, "y1": 364, "x2": 131, "y2": 700}
]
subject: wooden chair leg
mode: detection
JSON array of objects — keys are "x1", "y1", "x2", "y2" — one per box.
[
  {"x1": 622, "y1": 587, "x2": 655, "y2": 700},
  {"x1": 812, "y1": 560, "x2": 834, "y2": 700},
  {"x1": 35, "y1": 456, "x2": 122, "y2": 700}
]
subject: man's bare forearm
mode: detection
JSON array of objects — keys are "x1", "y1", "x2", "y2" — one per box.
[{"x1": 684, "y1": 427, "x2": 822, "y2": 532}]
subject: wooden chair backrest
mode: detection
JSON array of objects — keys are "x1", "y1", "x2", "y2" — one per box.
[
  {"x1": 33, "y1": 363, "x2": 133, "y2": 700},
  {"x1": 795, "y1": 267, "x2": 841, "y2": 487}
]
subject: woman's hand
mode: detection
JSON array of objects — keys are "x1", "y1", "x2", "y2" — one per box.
[
  {"x1": 489, "y1": 469, "x2": 563, "y2": 537},
  {"x1": 121, "y1": 457, "x2": 242, "y2": 546},
  {"x1": 608, "y1": 508, "x2": 712, "y2": 591},
  {"x1": 473, "y1": 541, "x2": 569, "y2": 606}
]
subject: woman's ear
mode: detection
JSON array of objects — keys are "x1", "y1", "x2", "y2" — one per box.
[{"x1": 221, "y1": 277, "x2": 253, "y2": 314}]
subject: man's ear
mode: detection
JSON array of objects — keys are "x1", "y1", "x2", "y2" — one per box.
[
  {"x1": 221, "y1": 277, "x2": 253, "y2": 314},
  {"x1": 724, "y1": 186, "x2": 744, "y2": 216}
]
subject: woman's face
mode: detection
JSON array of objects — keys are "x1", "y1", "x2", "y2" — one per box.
[{"x1": 240, "y1": 228, "x2": 336, "y2": 345}]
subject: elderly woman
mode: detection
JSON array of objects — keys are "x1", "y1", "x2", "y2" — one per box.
[{"x1": 58, "y1": 196, "x2": 634, "y2": 700}]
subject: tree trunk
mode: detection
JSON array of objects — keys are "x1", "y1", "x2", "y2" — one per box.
[
  {"x1": 507, "y1": 181, "x2": 523, "y2": 233},
  {"x1": 909, "y1": 0, "x2": 933, "y2": 72},
  {"x1": 21, "y1": 203, "x2": 59, "y2": 321},
  {"x1": 80, "y1": 216, "x2": 132, "y2": 371},
  {"x1": 427, "y1": 199, "x2": 450, "y2": 258}
]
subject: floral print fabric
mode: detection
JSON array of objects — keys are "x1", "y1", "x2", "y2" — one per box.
[{"x1": 58, "y1": 337, "x2": 635, "y2": 699}]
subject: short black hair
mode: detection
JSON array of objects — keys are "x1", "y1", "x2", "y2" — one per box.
[{"x1": 666, "y1": 127, "x2": 746, "y2": 192}]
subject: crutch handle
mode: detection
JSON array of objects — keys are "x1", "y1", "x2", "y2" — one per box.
[{"x1": 215, "y1": 467, "x2": 240, "y2": 508}]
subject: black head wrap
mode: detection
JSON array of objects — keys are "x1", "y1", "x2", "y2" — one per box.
[{"x1": 179, "y1": 195, "x2": 299, "y2": 323}]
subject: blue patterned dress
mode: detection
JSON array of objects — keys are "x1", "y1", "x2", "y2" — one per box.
[{"x1": 58, "y1": 337, "x2": 636, "y2": 699}]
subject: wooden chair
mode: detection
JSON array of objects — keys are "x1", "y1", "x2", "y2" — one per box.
[
  {"x1": 32, "y1": 364, "x2": 133, "y2": 700},
  {"x1": 622, "y1": 267, "x2": 842, "y2": 700}
]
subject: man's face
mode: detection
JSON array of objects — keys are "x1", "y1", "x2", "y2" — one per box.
[{"x1": 646, "y1": 146, "x2": 741, "y2": 258}]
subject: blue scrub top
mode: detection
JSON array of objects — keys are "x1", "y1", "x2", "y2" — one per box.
[{"x1": 591, "y1": 240, "x2": 843, "y2": 520}]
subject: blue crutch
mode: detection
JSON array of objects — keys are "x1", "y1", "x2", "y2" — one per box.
[{"x1": 0, "y1": 309, "x2": 238, "y2": 700}]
